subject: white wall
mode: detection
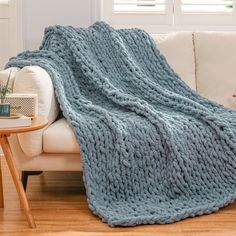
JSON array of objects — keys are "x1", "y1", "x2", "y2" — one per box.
[{"x1": 22, "y1": 0, "x2": 98, "y2": 50}]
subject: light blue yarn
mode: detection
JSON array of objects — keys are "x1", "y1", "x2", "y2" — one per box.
[{"x1": 6, "y1": 22, "x2": 236, "y2": 227}]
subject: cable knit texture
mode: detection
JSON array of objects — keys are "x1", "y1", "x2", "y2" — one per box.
[{"x1": 6, "y1": 22, "x2": 236, "y2": 226}]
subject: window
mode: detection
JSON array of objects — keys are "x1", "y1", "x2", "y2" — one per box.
[
  {"x1": 174, "y1": 0, "x2": 235, "y2": 25},
  {"x1": 101, "y1": 0, "x2": 236, "y2": 31},
  {"x1": 113, "y1": 0, "x2": 166, "y2": 13},
  {"x1": 181, "y1": 0, "x2": 233, "y2": 13},
  {"x1": 102, "y1": 0, "x2": 173, "y2": 27}
]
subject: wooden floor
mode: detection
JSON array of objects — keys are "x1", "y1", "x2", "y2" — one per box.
[{"x1": 0, "y1": 157, "x2": 236, "y2": 236}]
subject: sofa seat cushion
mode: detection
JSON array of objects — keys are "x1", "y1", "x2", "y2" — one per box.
[
  {"x1": 194, "y1": 32, "x2": 236, "y2": 109},
  {"x1": 43, "y1": 118, "x2": 80, "y2": 154}
]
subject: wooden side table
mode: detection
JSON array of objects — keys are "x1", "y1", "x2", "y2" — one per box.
[{"x1": 0, "y1": 116, "x2": 48, "y2": 228}]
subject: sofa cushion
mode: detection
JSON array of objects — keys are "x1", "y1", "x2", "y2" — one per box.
[
  {"x1": 43, "y1": 118, "x2": 80, "y2": 154},
  {"x1": 152, "y1": 32, "x2": 196, "y2": 90},
  {"x1": 194, "y1": 32, "x2": 236, "y2": 109},
  {"x1": 14, "y1": 66, "x2": 59, "y2": 157}
]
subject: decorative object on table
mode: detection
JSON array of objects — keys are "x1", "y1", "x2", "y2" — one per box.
[
  {"x1": 0, "y1": 114, "x2": 31, "y2": 128},
  {"x1": 0, "y1": 70, "x2": 11, "y2": 117},
  {"x1": 6, "y1": 22, "x2": 236, "y2": 227},
  {"x1": 5, "y1": 93, "x2": 38, "y2": 117}
]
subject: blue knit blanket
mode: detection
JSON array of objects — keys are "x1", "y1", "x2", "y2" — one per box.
[{"x1": 6, "y1": 22, "x2": 236, "y2": 226}]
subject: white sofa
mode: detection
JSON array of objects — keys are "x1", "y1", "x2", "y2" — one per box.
[{"x1": 1, "y1": 31, "x2": 236, "y2": 188}]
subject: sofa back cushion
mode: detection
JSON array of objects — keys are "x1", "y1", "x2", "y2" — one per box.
[
  {"x1": 194, "y1": 32, "x2": 236, "y2": 109},
  {"x1": 152, "y1": 32, "x2": 196, "y2": 90}
]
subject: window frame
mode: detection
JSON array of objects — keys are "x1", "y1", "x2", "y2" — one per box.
[{"x1": 100, "y1": 0, "x2": 236, "y2": 32}]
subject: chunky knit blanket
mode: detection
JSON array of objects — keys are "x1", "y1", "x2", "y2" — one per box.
[{"x1": 6, "y1": 22, "x2": 236, "y2": 226}]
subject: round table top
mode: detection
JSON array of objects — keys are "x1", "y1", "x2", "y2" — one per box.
[{"x1": 0, "y1": 116, "x2": 48, "y2": 135}]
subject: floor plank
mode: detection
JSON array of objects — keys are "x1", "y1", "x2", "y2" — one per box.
[{"x1": 0, "y1": 157, "x2": 236, "y2": 236}]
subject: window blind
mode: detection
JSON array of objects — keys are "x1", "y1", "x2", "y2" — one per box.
[
  {"x1": 181, "y1": 0, "x2": 234, "y2": 13},
  {"x1": 114, "y1": 0, "x2": 166, "y2": 13}
]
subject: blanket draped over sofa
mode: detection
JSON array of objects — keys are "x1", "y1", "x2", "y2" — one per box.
[{"x1": 6, "y1": 22, "x2": 236, "y2": 226}]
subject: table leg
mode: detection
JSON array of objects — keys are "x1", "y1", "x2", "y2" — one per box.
[
  {"x1": 0, "y1": 135, "x2": 36, "y2": 228},
  {"x1": 0, "y1": 157, "x2": 4, "y2": 208}
]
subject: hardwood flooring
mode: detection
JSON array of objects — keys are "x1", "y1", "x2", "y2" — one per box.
[{"x1": 0, "y1": 157, "x2": 236, "y2": 236}]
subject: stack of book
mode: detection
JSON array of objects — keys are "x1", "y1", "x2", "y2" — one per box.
[{"x1": 0, "y1": 115, "x2": 31, "y2": 128}]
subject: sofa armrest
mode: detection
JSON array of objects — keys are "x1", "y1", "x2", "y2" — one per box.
[{"x1": 13, "y1": 66, "x2": 59, "y2": 157}]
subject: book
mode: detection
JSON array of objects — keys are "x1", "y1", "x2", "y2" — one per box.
[{"x1": 0, "y1": 115, "x2": 31, "y2": 128}]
